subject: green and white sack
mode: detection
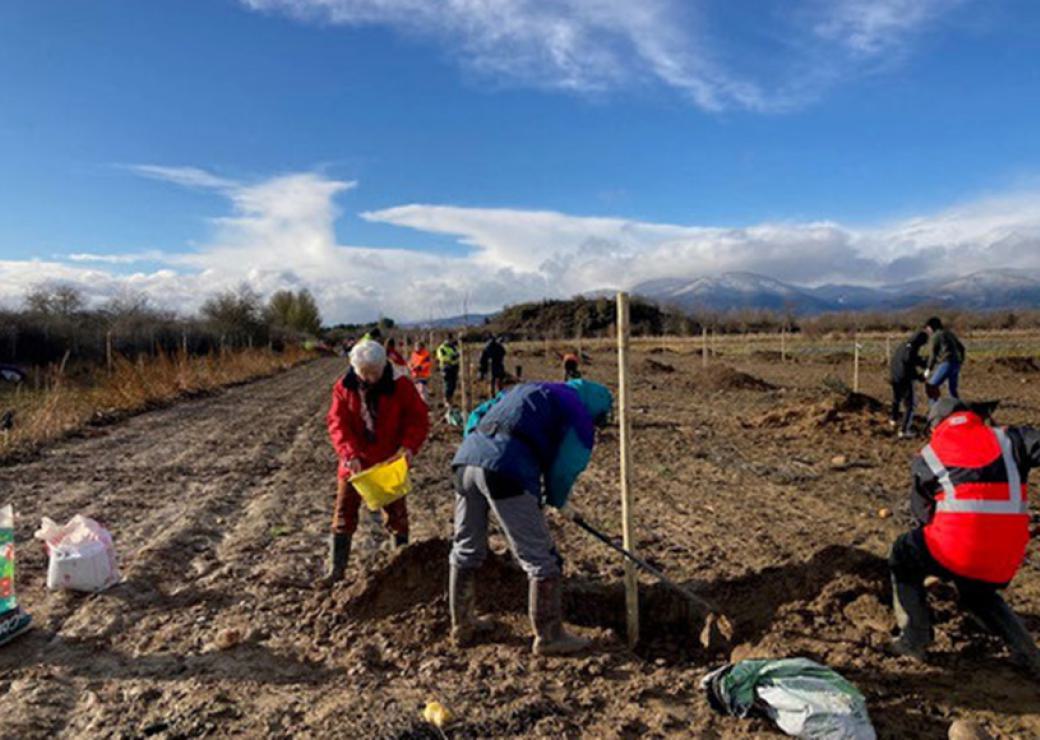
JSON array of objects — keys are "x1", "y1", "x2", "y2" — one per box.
[{"x1": 0, "y1": 505, "x2": 32, "y2": 647}]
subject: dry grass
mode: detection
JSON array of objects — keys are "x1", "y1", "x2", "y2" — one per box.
[{"x1": 0, "y1": 346, "x2": 315, "y2": 458}]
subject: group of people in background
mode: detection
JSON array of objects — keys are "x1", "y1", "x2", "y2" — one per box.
[{"x1": 889, "y1": 316, "x2": 967, "y2": 439}]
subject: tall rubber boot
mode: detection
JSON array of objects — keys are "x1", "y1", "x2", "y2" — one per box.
[
  {"x1": 316, "y1": 533, "x2": 351, "y2": 588},
  {"x1": 392, "y1": 532, "x2": 409, "y2": 550},
  {"x1": 529, "y1": 576, "x2": 589, "y2": 656},
  {"x1": 889, "y1": 574, "x2": 932, "y2": 660},
  {"x1": 449, "y1": 565, "x2": 493, "y2": 647},
  {"x1": 965, "y1": 593, "x2": 1040, "y2": 679}
]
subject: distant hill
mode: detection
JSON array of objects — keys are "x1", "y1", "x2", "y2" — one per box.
[{"x1": 631, "y1": 269, "x2": 1040, "y2": 315}]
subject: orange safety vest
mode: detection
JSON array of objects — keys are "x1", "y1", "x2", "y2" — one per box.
[
  {"x1": 920, "y1": 412, "x2": 1030, "y2": 584},
  {"x1": 409, "y1": 349, "x2": 432, "y2": 380}
]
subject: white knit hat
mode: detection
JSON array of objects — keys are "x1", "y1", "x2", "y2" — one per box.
[{"x1": 350, "y1": 340, "x2": 387, "y2": 375}]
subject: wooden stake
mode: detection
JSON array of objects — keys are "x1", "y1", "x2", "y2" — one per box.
[
  {"x1": 616, "y1": 292, "x2": 639, "y2": 649},
  {"x1": 781, "y1": 328, "x2": 787, "y2": 363},
  {"x1": 106, "y1": 330, "x2": 114, "y2": 373},
  {"x1": 853, "y1": 336, "x2": 861, "y2": 393},
  {"x1": 885, "y1": 335, "x2": 892, "y2": 366},
  {"x1": 459, "y1": 335, "x2": 469, "y2": 417},
  {"x1": 701, "y1": 326, "x2": 708, "y2": 368}
]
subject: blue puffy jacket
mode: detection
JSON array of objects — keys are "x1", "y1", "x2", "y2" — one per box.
[{"x1": 452, "y1": 380, "x2": 613, "y2": 508}]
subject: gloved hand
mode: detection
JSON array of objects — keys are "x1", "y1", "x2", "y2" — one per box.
[
  {"x1": 344, "y1": 457, "x2": 364, "y2": 475},
  {"x1": 396, "y1": 447, "x2": 414, "y2": 466}
]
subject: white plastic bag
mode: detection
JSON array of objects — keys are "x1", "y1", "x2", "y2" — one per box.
[{"x1": 34, "y1": 515, "x2": 121, "y2": 593}]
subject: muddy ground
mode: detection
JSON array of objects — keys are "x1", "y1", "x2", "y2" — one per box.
[{"x1": 0, "y1": 346, "x2": 1038, "y2": 738}]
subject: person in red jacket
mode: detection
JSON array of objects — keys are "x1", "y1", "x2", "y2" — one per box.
[
  {"x1": 321, "y1": 340, "x2": 429, "y2": 586},
  {"x1": 888, "y1": 398, "x2": 1040, "y2": 677}
]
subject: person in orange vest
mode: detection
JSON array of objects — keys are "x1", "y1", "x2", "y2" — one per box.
[
  {"x1": 408, "y1": 341, "x2": 433, "y2": 405},
  {"x1": 888, "y1": 398, "x2": 1040, "y2": 677}
]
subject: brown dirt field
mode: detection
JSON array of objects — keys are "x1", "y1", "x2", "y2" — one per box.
[{"x1": 1, "y1": 350, "x2": 1039, "y2": 738}]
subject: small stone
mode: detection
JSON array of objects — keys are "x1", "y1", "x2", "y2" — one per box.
[
  {"x1": 831, "y1": 455, "x2": 849, "y2": 468},
  {"x1": 948, "y1": 719, "x2": 993, "y2": 740},
  {"x1": 878, "y1": 508, "x2": 893, "y2": 519},
  {"x1": 214, "y1": 628, "x2": 241, "y2": 650}
]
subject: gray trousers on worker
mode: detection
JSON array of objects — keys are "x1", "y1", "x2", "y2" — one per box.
[{"x1": 451, "y1": 465, "x2": 561, "y2": 580}]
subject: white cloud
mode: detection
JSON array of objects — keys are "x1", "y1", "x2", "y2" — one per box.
[
  {"x1": 238, "y1": 0, "x2": 964, "y2": 111},
  {"x1": 812, "y1": 0, "x2": 962, "y2": 56},
  {"x1": 4, "y1": 166, "x2": 1039, "y2": 322}
]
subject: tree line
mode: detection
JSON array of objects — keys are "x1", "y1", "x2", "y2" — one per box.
[{"x1": 0, "y1": 284, "x2": 323, "y2": 367}]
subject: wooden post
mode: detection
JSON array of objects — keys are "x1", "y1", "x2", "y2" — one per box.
[
  {"x1": 616, "y1": 292, "x2": 639, "y2": 649},
  {"x1": 106, "y1": 330, "x2": 114, "y2": 373},
  {"x1": 701, "y1": 326, "x2": 708, "y2": 368},
  {"x1": 781, "y1": 328, "x2": 787, "y2": 363},
  {"x1": 182, "y1": 331, "x2": 189, "y2": 357},
  {"x1": 853, "y1": 336, "x2": 861, "y2": 393},
  {"x1": 885, "y1": 336, "x2": 892, "y2": 366},
  {"x1": 459, "y1": 335, "x2": 469, "y2": 416}
]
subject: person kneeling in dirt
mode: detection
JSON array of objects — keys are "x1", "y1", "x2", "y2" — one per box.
[
  {"x1": 888, "y1": 398, "x2": 1040, "y2": 678},
  {"x1": 322, "y1": 340, "x2": 430, "y2": 586},
  {"x1": 449, "y1": 379, "x2": 613, "y2": 656}
]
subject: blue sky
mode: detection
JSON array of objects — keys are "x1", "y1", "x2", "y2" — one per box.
[{"x1": 2, "y1": 0, "x2": 1040, "y2": 322}]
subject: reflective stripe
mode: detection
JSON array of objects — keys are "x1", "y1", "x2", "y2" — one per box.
[
  {"x1": 921, "y1": 444, "x2": 957, "y2": 501},
  {"x1": 924, "y1": 428, "x2": 1029, "y2": 516},
  {"x1": 932, "y1": 499, "x2": 1027, "y2": 514},
  {"x1": 993, "y1": 427, "x2": 1023, "y2": 506}
]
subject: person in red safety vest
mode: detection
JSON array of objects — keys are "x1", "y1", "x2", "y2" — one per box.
[{"x1": 888, "y1": 398, "x2": 1040, "y2": 678}]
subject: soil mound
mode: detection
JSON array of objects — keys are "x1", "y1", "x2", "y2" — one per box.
[
  {"x1": 643, "y1": 358, "x2": 677, "y2": 374},
  {"x1": 751, "y1": 350, "x2": 788, "y2": 362},
  {"x1": 995, "y1": 356, "x2": 1040, "y2": 373},
  {"x1": 747, "y1": 390, "x2": 885, "y2": 432},
  {"x1": 692, "y1": 365, "x2": 775, "y2": 392},
  {"x1": 648, "y1": 347, "x2": 677, "y2": 355}
]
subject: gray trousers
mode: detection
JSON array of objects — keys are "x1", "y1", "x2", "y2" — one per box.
[{"x1": 450, "y1": 465, "x2": 561, "y2": 580}]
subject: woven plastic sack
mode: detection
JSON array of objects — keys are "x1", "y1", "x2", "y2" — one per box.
[
  {"x1": 34, "y1": 515, "x2": 121, "y2": 593},
  {"x1": 0, "y1": 505, "x2": 32, "y2": 646}
]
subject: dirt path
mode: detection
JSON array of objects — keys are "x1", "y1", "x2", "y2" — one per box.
[{"x1": 0, "y1": 352, "x2": 1038, "y2": 738}]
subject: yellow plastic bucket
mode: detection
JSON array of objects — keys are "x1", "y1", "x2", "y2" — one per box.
[{"x1": 350, "y1": 455, "x2": 412, "y2": 511}]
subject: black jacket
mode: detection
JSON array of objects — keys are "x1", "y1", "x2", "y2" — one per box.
[
  {"x1": 928, "y1": 329, "x2": 966, "y2": 371},
  {"x1": 890, "y1": 332, "x2": 928, "y2": 386},
  {"x1": 909, "y1": 424, "x2": 1040, "y2": 527},
  {"x1": 479, "y1": 340, "x2": 507, "y2": 378}
]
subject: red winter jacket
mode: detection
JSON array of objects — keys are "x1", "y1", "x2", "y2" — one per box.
[{"x1": 327, "y1": 363, "x2": 429, "y2": 480}]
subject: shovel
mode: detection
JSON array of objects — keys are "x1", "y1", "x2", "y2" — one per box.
[{"x1": 559, "y1": 507, "x2": 733, "y2": 650}]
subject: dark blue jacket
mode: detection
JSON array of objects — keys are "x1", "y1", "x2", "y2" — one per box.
[{"x1": 452, "y1": 380, "x2": 613, "y2": 508}]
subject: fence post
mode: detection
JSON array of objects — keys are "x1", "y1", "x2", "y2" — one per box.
[
  {"x1": 853, "y1": 335, "x2": 861, "y2": 393},
  {"x1": 616, "y1": 292, "x2": 639, "y2": 649},
  {"x1": 702, "y1": 326, "x2": 708, "y2": 368},
  {"x1": 459, "y1": 334, "x2": 469, "y2": 417},
  {"x1": 781, "y1": 328, "x2": 787, "y2": 363},
  {"x1": 106, "y1": 330, "x2": 114, "y2": 373}
]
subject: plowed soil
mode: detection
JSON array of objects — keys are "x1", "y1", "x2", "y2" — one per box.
[{"x1": 1, "y1": 350, "x2": 1038, "y2": 738}]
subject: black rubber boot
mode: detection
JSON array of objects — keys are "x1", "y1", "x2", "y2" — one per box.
[
  {"x1": 889, "y1": 574, "x2": 932, "y2": 660},
  {"x1": 316, "y1": 533, "x2": 351, "y2": 588},
  {"x1": 964, "y1": 592, "x2": 1040, "y2": 679},
  {"x1": 393, "y1": 532, "x2": 409, "y2": 549},
  {"x1": 529, "y1": 576, "x2": 589, "y2": 656},
  {"x1": 449, "y1": 565, "x2": 494, "y2": 647}
]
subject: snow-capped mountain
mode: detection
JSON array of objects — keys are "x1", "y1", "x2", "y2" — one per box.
[
  {"x1": 632, "y1": 272, "x2": 832, "y2": 314},
  {"x1": 630, "y1": 270, "x2": 1040, "y2": 314}
]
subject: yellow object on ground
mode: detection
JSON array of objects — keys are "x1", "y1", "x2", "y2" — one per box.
[
  {"x1": 422, "y1": 701, "x2": 453, "y2": 728},
  {"x1": 350, "y1": 455, "x2": 412, "y2": 511}
]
